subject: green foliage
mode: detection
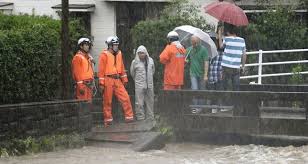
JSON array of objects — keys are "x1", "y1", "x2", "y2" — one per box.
[
  {"x1": 131, "y1": 0, "x2": 212, "y2": 90},
  {"x1": 0, "y1": 14, "x2": 89, "y2": 104},
  {"x1": 248, "y1": 8, "x2": 306, "y2": 50},
  {"x1": 154, "y1": 115, "x2": 174, "y2": 140},
  {"x1": 0, "y1": 148, "x2": 9, "y2": 158},
  {"x1": 242, "y1": 7, "x2": 308, "y2": 84},
  {"x1": 0, "y1": 133, "x2": 84, "y2": 157},
  {"x1": 290, "y1": 65, "x2": 304, "y2": 84}
]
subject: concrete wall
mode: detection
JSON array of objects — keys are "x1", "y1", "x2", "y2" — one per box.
[{"x1": 0, "y1": 100, "x2": 92, "y2": 140}]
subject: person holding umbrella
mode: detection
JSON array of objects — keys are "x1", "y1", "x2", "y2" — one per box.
[
  {"x1": 218, "y1": 23, "x2": 246, "y2": 91},
  {"x1": 186, "y1": 35, "x2": 209, "y2": 113}
]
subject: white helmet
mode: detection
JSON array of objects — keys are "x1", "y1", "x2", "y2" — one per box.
[
  {"x1": 77, "y1": 37, "x2": 91, "y2": 46},
  {"x1": 105, "y1": 36, "x2": 119, "y2": 45},
  {"x1": 167, "y1": 31, "x2": 179, "y2": 38}
]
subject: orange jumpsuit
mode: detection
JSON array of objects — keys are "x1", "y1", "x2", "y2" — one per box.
[
  {"x1": 159, "y1": 43, "x2": 186, "y2": 90},
  {"x1": 71, "y1": 51, "x2": 94, "y2": 100},
  {"x1": 98, "y1": 50, "x2": 134, "y2": 123}
]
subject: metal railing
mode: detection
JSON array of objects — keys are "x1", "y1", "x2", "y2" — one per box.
[{"x1": 240, "y1": 49, "x2": 308, "y2": 84}]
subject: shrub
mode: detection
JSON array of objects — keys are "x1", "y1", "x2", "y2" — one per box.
[
  {"x1": 131, "y1": 0, "x2": 212, "y2": 90},
  {"x1": 0, "y1": 133, "x2": 84, "y2": 157},
  {"x1": 0, "y1": 14, "x2": 89, "y2": 104},
  {"x1": 241, "y1": 6, "x2": 308, "y2": 84}
]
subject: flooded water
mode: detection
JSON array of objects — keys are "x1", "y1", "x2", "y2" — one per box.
[{"x1": 1, "y1": 143, "x2": 308, "y2": 164}]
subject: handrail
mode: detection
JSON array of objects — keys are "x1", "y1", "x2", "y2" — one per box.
[
  {"x1": 240, "y1": 48, "x2": 308, "y2": 84},
  {"x1": 245, "y1": 60, "x2": 308, "y2": 67},
  {"x1": 246, "y1": 49, "x2": 308, "y2": 55}
]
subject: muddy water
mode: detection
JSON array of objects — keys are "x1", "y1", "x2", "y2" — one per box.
[{"x1": 1, "y1": 143, "x2": 308, "y2": 164}]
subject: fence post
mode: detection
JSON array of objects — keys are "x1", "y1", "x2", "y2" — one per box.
[{"x1": 258, "y1": 50, "x2": 263, "y2": 84}]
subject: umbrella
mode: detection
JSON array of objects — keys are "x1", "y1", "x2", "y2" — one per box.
[
  {"x1": 174, "y1": 25, "x2": 218, "y2": 59},
  {"x1": 204, "y1": 1, "x2": 248, "y2": 26}
]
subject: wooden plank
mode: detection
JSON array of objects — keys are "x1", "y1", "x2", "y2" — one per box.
[
  {"x1": 92, "y1": 119, "x2": 155, "y2": 133},
  {"x1": 132, "y1": 132, "x2": 165, "y2": 152},
  {"x1": 86, "y1": 132, "x2": 144, "y2": 143}
]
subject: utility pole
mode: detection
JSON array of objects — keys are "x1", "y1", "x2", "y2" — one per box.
[{"x1": 61, "y1": 0, "x2": 70, "y2": 99}]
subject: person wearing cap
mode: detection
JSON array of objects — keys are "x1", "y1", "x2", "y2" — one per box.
[
  {"x1": 159, "y1": 31, "x2": 186, "y2": 90},
  {"x1": 71, "y1": 37, "x2": 95, "y2": 101},
  {"x1": 98, "y1": 36, "x2": 134, "y2": 126}
]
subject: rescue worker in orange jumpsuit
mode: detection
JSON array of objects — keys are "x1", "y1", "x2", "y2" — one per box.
[
  {"x1": 71, "y1": 38, "x2": 95, "y2": 100},
  {"x1": 159, "y1": 31, "x2": 186, "y2": 90},
  {"x1": 98, "y1": 36, "x2": 134, "y2": 126}
]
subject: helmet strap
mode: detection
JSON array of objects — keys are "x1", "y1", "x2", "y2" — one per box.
[{"x1": 79, "y1": 43, "x2": 90, "y2": 53}]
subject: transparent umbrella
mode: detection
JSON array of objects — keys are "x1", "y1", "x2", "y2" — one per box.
[{"x1": 174, "y1": 25, "x2": 218, "y2": 60}]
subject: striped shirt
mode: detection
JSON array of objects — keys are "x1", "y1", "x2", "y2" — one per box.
[{"x1": 221, "y1": 36, "x2": 246, "y2": 69}]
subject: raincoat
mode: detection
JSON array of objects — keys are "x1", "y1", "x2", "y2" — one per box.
[
  {"x1": 159, "y1": 41, "x2": 186, "y2": 90},
  {"x1": 98, "y1": 49, "x2": 134, "y2": 125},
  {"x1": 130, "y1": 45, "x2": 155, "y2": 120},
  {"x1": 71, "y1": 50, "x2": 94, "y2": 100}
]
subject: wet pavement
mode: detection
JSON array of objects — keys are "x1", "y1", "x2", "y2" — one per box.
[{"x1": 1, "y1": 142, "x2": 308, "y2": 164}]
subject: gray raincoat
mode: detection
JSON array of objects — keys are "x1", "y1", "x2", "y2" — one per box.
[{"x1": 130, "y1": 45, "x2": 155, "y2": 120}]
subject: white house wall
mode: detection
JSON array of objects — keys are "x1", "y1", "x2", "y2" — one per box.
[
  {"x1": 91, "y1": 1, "x2": 116, "y2": 70},
  {"x1": 5, "y1": 0, "x2": 58, "y2": 18}
]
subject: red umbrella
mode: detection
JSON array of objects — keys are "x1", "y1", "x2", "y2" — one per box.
[{"x1": 204, "y1": 1, "x2": 248, "y2": 26}]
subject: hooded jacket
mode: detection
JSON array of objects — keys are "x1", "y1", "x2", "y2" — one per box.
[{"x1": 130, "y1": 45, "x2": 155, "y2": 89}]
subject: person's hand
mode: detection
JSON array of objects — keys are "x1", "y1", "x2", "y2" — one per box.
[
  {"x1": 240, "y1": 66, "x2": 246, "y2": 74},
  {"x1": 79, "y1": 89, "x2": 85, "y2": 95},
  {"x1": 204, "y1": 75, "x2": 208, "y2": 82},
  {"x1": 123, "y1": 82, "x2": 128, "y2": 87},
  {"x1": 218, "y1": 27, "x2": 222, "y2": 38},
  {"x1": 100, "y1": 85, "x2": 104, "y2": 92}
]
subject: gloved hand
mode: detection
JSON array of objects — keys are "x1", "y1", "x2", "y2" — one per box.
[
  {"x1": 123, "y1": 82, "x2": 128, "y2": 87},
  {"x1": 100, "y1": 85, "x2": 104, "y2": 92},
  {"x1": 79, "y1": 89, "x2": 85, "y2": 95}
]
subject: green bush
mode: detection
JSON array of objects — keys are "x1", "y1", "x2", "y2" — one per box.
[
  {"x1": 131, "y1": 0, "x2": 212, "y2": 90},
  {"x1": 0, "y1": 14, "x2": 89, "y2": 104},
  {"x1": 242, "y1": 7, "x2": 308, "y2": 84},
  {"x1": 0, "y1": 133, "x2": 84, "y2": 157},
  {"x1": 131, "y1": 0, "x2": 308, "y2": 86}
]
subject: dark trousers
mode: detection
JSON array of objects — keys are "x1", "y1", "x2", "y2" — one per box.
[
  {"x1": 222, "y1": 66, "x2": 240, "y2": 91},
  {"x1": 207, "y1": 81, "x2": 222, "y2": 106}
]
